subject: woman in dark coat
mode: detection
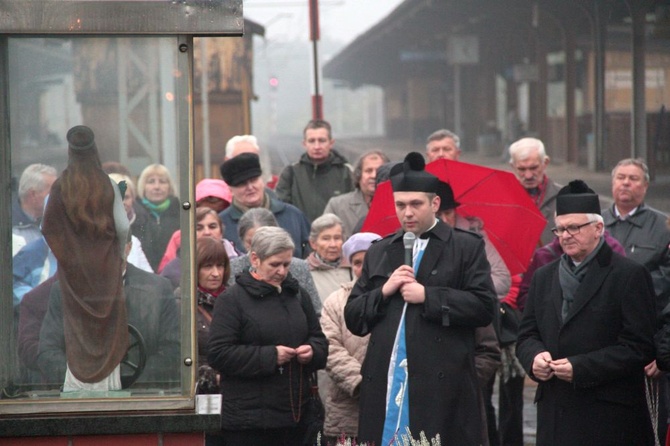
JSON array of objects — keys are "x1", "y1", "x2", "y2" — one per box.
[
  {"x1": 207, "y1": 226, "x2": 328, "y2": 446},
  {"x1": 194, "y1": 236, "x2": 230, "y2": 395},
  {"x1": 195, "y1": 236, "x2": 230, "y2": 446},
  {"x1": 132, "y1": 163, "x2": 181, "y2": 270}
]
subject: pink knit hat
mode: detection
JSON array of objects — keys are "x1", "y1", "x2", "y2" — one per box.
[{"x1": 195, "y1": 178, "x2": 232, "y2": 205}]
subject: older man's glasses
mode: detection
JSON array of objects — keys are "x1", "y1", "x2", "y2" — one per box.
[{"x1": 551, "y1": 221, "x2": 595, "y2": 236}]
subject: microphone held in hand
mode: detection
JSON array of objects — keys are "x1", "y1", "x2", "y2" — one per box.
[{"x1": 403, "y1": 232, "x2": 416, "y2": 267}]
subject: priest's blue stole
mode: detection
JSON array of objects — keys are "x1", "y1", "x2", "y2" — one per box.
[{"x1": 381, "y1": 242, "x2": 425, "y2": 445}]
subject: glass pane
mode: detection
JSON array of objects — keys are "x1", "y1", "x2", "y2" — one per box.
[
  {"x1": 8, "y1": 36, "x2": 188, "y2": 401},
  {"x1": 0, "y1": 0, "x2": 242, "y2": 35}
]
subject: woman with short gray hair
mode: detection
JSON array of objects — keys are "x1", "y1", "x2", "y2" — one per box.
[
  {"x1": 309, "y1": 213, "x2": 342, "y2": 243},
  {"x1": 250, "y1": 226, "x2": 294, "y2": 261},
  {"x1": 307, "y1": 213, "x2": 353, "y2": 304},
  {"x1": 207, "y1": 226, "x2": 327, "y2": 445}
]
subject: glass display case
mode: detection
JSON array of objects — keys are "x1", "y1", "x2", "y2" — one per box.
[{"x1": 0, "y1": 0, "x2": 241, "y2": 434}]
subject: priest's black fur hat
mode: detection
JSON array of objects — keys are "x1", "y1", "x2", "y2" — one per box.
[{"x1": 390, "y1": 152, "x2": 441, "y2": 193}]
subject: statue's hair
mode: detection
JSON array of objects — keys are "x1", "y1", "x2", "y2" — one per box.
[{"x1": 60, "y1": 138, "x2": 115, "y2": 238}]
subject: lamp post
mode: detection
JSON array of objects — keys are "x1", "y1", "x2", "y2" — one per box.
[{"x1": 309, "y1": 0, "x2": 323, "y2": 119}]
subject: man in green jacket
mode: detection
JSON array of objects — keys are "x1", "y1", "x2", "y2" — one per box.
[{"x1": 276, "y1": 119, "x2": 354, "y2": 223}]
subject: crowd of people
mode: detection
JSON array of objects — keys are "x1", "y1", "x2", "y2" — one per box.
[{"x1": 9, "y1": 119, "x2": 670, "y2": 446}]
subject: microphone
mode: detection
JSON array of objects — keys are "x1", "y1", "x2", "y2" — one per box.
[{"x1": 403, "y1": 232, "x2": 416, "y2": 267}]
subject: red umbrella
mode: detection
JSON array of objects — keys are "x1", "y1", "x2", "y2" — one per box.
[
  {"x1": 361, "y1": 158, "x2": 546, "y2": 275},
  {"x1": 360, "y1": 180, "x2": 399, "y2": 237}
]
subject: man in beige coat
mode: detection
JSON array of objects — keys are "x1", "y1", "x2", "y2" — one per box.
[{"x1": 323, "y1": 150, "x2": 389, "y2": 239}]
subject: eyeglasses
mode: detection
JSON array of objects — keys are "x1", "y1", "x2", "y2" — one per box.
[{"x1": 551, "y1": 221, "x2": 595, "y2": 236}]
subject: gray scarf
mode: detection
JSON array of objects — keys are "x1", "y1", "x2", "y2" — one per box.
[{"x1": 558, "y1": 237, "x2": 605, "y2": 321}]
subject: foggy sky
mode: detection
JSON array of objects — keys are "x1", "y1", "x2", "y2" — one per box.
[
  {"x1": 244, "y1": 0, "x2": 405, "y2": 45},
  {"x1": 246, "y1": 0, "x2": 404, "y2": 149}
]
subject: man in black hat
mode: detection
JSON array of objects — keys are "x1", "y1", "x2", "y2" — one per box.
[
  {"x1": 344, "y1": 152, "x2": 497, "y2": 445},
  {"x1": 219, "y1": 153, "x2": 310, "y2": 258},
  {"x1": 516, "y1": 180, "x2": 656, "y2": 445}
]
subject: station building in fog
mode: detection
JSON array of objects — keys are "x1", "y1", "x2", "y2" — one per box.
[{"x1": 324, "y1": 0, "x2": 670, "y2": 177}]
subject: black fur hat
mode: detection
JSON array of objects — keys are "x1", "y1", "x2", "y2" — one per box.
[{"x1": 219, "y1": 153, "x2": 262, "y2": 187}]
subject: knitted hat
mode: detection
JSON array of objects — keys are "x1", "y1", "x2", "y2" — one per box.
[
  {"x1": 196, "y1": 178, "x2": 232, "y2": 204},
  {"x1": 390, "y1": 152, "x2": 441, "y2": 193},
  {"x1": 556, "y1": 179, "x2": 601, "y2": 215},
  {"x1": 219, "y1": 153, "x2": 262, "y2": 187},
  {"x1": 342, "y1": 232, "x2": 381, "y2": 263}
]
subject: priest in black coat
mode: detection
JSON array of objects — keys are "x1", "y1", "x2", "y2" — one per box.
[{"x1": 344, "y1": 153, "x2": 496, "y2": 445}]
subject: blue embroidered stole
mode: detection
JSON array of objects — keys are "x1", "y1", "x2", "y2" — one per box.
[{"x1": 381, "y1": 237, "x2": 426, "y2": 445}]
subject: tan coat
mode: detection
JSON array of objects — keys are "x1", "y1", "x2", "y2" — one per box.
[
  {"x1": 320, "y1": 281, "x2": 369, "y2": 438},
  {"x1": 323, "y1": 189, "x2": 369, "y2": 240},
  {"x1": 311, "y1": 266, "x2": 353, "y2": 305}
]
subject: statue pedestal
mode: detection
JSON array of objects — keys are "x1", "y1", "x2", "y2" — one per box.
[
  {"x1": 0, "y1": 395, "x2": 221, "y2": 446},
  {"x1": 60, "y1": 390, "x2": 132, "y2": 398}
]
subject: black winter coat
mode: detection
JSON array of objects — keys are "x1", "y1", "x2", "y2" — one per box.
[
  {"x1": 516, "y1": 243, "x2": 656, "y2": 446},
  {"x1": 656, "y1": 302, "x2": 670, "y2": 371},
  {"x1": 131, "y1": 196, "x2": 181, "y2": 271},
  {"x1": 207, "y1": 270, "x2": 328, "y2": 430},
  {"x1": 344, "y1": 221, "x2": 496, "y2": 445}
]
